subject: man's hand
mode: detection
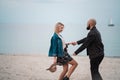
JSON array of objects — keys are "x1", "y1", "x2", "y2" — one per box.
[
  {"x1": 73, "y1": 53, "x2": 77, "y2": 56},
  {"x1": 70, "y1": 42, "x2": 77, "y2": 46}
]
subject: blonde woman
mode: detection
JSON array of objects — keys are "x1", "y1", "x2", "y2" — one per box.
[{"x1": 48, "y1": 22, "x2": 78, "y2": 80}]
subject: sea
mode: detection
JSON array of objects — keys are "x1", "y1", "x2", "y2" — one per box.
[{"x1": 0, "y1": 24, "x2": 120, "y2": 57}]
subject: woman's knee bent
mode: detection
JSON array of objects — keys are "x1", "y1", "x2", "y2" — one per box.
[{"x1": 69, "y1": 60, "x2": 78, "y2": 67}]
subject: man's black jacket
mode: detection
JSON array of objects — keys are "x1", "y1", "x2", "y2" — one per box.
[{"x1": 75, "y1": 27, "x2": 104, "y2": 59}]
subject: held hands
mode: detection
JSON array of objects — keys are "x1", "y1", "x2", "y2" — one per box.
[
  {"x1": 67, "y1": 42, "x2": 77, "y2": 46},
  {"x1": 67, "y1": 42, "x2": 77, "y2": 56},
  {"x1": 71, "y1": 42, "x2": 77, "y2": 46}
]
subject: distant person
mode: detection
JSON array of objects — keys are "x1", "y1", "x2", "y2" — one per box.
[
  {"x1": 72, "y1": 19, "x2": 104, "y2": 80},
  {"x1": 48, "y1": 22, "x2": 78, "y2": 80}
]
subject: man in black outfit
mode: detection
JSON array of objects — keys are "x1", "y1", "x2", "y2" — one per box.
[{"x1": 72, "y1": 19, "x2": 104, "y2": 80}]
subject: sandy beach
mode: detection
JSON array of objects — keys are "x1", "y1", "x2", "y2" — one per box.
[{"x1": 0, "y1": 54, "x2": 120, "y2": 80}]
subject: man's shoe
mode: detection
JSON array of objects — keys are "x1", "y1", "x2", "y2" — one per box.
[{"x1": 63, "y1": 76, "x2": 69, "y2": 80}]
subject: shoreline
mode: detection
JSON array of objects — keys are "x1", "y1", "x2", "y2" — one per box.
[{"x1": 0, "y1": 53, "x2": 120, "y2": 58}]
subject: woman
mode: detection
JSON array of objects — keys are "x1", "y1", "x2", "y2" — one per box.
[{"x1": 48, "y1": 22, "x2": 78, "y2": 80}]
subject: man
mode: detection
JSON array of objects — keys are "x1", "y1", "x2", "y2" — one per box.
[{"x1": 72, "y1": 19, "x2": 104, "y2": 80}]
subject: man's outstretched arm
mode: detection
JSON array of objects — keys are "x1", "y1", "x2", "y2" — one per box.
[{"x1": 74, "y1": 34, "x2": 95, "y2": 55}]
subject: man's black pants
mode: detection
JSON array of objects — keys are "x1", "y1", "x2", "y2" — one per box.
[{"x1": 90, "y1": 55, "x2": 104, "y2": 80}]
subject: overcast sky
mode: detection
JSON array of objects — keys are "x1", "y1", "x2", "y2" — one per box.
[{"x1": 0, "y1": 0, "x2": 120, "y2": 25}]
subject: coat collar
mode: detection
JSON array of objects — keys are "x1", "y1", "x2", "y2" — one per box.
[{"x1": 91, "y1": 26, "x2": 96, "y2": 30}]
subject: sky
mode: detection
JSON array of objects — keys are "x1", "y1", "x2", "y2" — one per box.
[
  {"x1": 0, "y1": 0, "x2": 120, "y2": 56},
  {"x1": 0, "y1": 0, "x2": 120, "y2": 25}
]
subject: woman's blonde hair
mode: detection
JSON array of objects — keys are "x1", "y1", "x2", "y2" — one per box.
[{"x1": 54, "y1": 22, "x2": 64, "y2": 33}]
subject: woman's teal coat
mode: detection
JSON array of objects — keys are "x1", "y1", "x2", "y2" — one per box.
[{"x1": 48, "y1": 33, "x2": 64, "y2": 57}]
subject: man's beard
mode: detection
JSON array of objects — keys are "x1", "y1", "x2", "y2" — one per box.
[{"x1": 86, "y1": 26, "x2": 90, "y2": 30}]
